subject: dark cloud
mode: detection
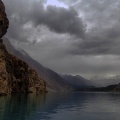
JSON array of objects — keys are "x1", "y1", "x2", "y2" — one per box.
[
  {"x1": 3, "y1": 0, "x2": 85, "y2": 42},
  {"x1": 2, "y1": 0, "x2": 120, "y2": 78},
  {"x1": 59, "y1": 0, "x2": 120, "y2": 55},
  {"x1": 30, "y1": 5, "x2": 85, "y2": 38},
  {"x1": 58, "y1": 0, "x2": 79, "y2": 5},
  {"x1": 70, "y1": 26, "x2": 120, "y2": 55}
]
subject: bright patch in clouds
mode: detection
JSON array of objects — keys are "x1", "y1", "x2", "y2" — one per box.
[{"x1": 46, "y1": 0, "x2": 68, "y2": 8}]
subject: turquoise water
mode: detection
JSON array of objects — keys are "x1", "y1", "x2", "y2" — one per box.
[{"x1": 0, "y1": 92, "x2": 120, "y2": 120}]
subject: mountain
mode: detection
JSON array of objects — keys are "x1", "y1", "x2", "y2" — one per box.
[
  {"x1": 61, "y1": 75, "x2": 94, "y2": 89},
  {"x1": 3, "y1": 38, "x2": 69, "y2": 91},
  {"x1": 1, "y1": 0, "x2": 93, "y2": 92},
  {"x1": 87, "y1": 84, "x2": 117, "y2": 92},
  {"x1": 113, "y1": 83, "x2": 120, "y2": 92},
  {"x1": 0, "y1": 41, "x2": 46, "y2": 95},
  {"x1": 0, "y1": 0, "x2": 46, "y2": 95},
  {"x1": 3, "y1": 38, "x2": 94, "y2": 91}
]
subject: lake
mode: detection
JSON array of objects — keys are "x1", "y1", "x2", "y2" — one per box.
[{"x1": 0, "y1": 92, "x2": 120, "y2": 120}]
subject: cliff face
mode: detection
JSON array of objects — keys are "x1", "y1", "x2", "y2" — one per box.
[
  {"x1": 0, "y1": 0, "x2": 46, "y2": 95},
  {"x1": 3, "y1": 38, "x2": 70, "y2": 92},
  {"x1": 0, "y1": 42, "x2": 46, "y2": 94},
  {"x1": 0, "y1": 0, "x2": 9, "y2": 38}
]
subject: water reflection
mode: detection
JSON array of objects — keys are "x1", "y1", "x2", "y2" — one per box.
[
  {"x1": 0, "y1": 92, "x2": 120, "y2": 120},
  {"x1": 0, "y1": 93, "x2": 46, "y2": 120}
]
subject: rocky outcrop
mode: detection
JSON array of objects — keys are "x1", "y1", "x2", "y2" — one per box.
[
  {"x1": 3, "y1": 38, "x2": 70, "y2": 92},
  {"x1": 0, "y1": 0, "x2": 46, "y2": 95},
  {"x1": 0, "y1": 0, "x2": 9, "y2": 38},
  {"x1": 0, "y1": 41, "x2": 46, "y2": 95}
]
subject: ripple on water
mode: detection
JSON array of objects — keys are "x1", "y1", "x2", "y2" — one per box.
[{"x1": 0, "y1": 92, "x2": 120, "y2": 120}]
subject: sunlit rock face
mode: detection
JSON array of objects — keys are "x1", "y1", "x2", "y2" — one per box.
[{"x1": 0, "y1": 0, "x2": 9, "y2": 38}]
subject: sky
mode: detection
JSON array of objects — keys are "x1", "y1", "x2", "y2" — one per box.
[{"x1": 2, "y1": 0, "x2": 120, "y2": 79}]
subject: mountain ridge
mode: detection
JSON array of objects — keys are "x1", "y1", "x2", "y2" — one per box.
[
  {"x1": 3, "y1": 38, "x2": 94, "y2": 91},
  {"x1": 3, "y1": 38, "x2": 69, "y2": 91},
  {"x1": 61, "y1": 74, "x2": 94, "y2": 89}
]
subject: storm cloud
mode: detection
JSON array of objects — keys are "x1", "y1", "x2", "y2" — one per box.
[
  {"x1": 2, "y1": 0, "x2": 120, "y2": 78},
  {"x1": 30, "y1": 5, "x2": 85, "y2": 38},
  {"x1": 59, "y1": 0, "x2": 120, "y2": 55},
  {"x1": 3, "y1": 0, "x2": 85, "y2": 42}
]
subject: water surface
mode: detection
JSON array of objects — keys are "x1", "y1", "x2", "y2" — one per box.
[{"x1": 0, "y1": 92, "x2": 120, "y2": 120}]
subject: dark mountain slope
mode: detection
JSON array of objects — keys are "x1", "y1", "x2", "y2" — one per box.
[
  {"x1": 3, "y1": 38, "x2": 69, "y2": 91},
  {"x1": 61, "y1": 74, "x2": 94, "y2": 89},
  {"x1": 3, "y1": 38, "x2": 94, "y2": 91}
]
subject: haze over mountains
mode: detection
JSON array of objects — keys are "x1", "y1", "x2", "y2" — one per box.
[
  {"x1": 3, "y1": 38, "x2": 67, "y2": 91},
  {"x1": 3, "y1": 38, "x2": 95, "y2": 91},
  {"x1": 61, "y1": 75, "x2": 94, "y2": 89},
  {"x1": 91, "y1": 76, "x2": 120, "y2": 87},
  {"x1": 3, "y1": 38, "x2": 120, "y2": 92}
]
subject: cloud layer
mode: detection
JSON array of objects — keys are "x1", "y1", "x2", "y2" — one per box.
[
  {"x1": 2, "y1": 0, "x2": 120, "y2": 78},
  {"x1": 3, "y1": 0, "x2": 85, "y2": 42},
  {"x1": 59, "y1": 0, "x2": 120, "y2": 55}
]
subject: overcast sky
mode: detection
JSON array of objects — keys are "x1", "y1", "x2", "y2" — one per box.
[{"x1": 2, "y1": 0, "x2": 120, "y2": 79}]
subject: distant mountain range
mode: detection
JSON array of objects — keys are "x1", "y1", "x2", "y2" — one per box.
[
  {"x1": 91, "y1": 76, "x2": 120, "y2": 87},
  {"x1": 3, "y1": 38, "x2": 68, "y2": 91},
  {"x1": 3, "y1": 38, "x2": 94, "y2": 91},
  {"x1": 61, "y1": 75, "x2": 94, "y2": 89}
]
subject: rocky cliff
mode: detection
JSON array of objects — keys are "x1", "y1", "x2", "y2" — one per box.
[
  {"x1": 0, "y1": 0, "x2": 46, "y2": 95},
  {"x1": 0, "y1": 0, "x2": 9, "y2": 38},
  {"x1": 3, "y1": 38, "x2": 70, "y2": 91}
]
